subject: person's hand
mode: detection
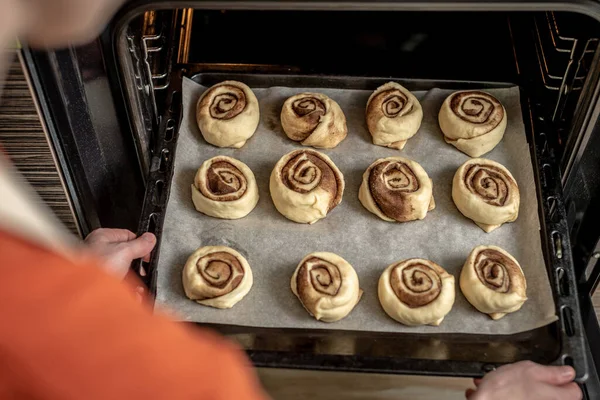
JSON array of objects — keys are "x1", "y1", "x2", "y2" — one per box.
[
  {"x1": 85, "y1": 228, "x2": 156, "y2": 279},
  {"x1": 466, "y1": 361, "x2": 582, "y2": 400}
]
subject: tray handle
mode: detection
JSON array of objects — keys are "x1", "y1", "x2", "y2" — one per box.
[
  {"x1": 132, "y1": 72, "x2": 183, "y2": 295},
  {"x1": 532, "y1": 101, "x2": 589, "y2": 383}
]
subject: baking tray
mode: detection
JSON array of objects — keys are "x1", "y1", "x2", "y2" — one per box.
[{"x1": 134, "y1": 68, "x2": 589, "y2": 380}]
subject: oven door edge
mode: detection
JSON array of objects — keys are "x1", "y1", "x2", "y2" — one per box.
[{"x1": 20, "y1": 43, "x2": 146, "y2": 234}]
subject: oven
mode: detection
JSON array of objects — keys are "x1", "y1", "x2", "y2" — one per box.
[{"x1": 20, "y1": 1, "x2": 600, "y2": 397}]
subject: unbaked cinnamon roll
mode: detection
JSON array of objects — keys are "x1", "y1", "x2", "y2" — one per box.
[
  {"x1": 460, "y1": 245, "x2": 527, "y2": 320},
  {"x1": 291, "y1": 252, "x2": 362, "y2": 322},
  {"x1": 196, "y1": 81, "x2": 259, "y2": 148},
  {"x1": 359, "y1": 156, "x2": 434, "y2": 222},
  {"x1": 452, "y1": 158, "x2": 519, "y2": 232},
  {"x1": 280, "y1": 92, "x2": 347, "y2": 149},
  {"x1": 182, "y1": 246, "x2": 253, "y2": 309},
  {"x1": 270, "y1": 149, "x2": 344, "y2": 224},
  {"x1": 366, "y1": 82, "x2": 423, "y2": 150},
  {"x1": 191, "y1": 156, "x2": 259, "y2": 219},
  {"x1": 438, "y1": 90, "x2": 507, "y2": 157},
  {"x1": 378, "y1": 258, "x2": 455, "y2": 326}
]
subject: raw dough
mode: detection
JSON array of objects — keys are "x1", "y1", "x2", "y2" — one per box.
[
  {"x1": 191, "y1": 156, "x2": 259, "y2": 219},
  {"x1": 280, "y1": 92, "x2": 347, "y2": 149},
  {"x1": 378, "y1": 258, "x2": 455, "y2": 326},
  {"x1": 196, "y1": 80, "x2": 259, "y2": 148},
  {"x1": 182, "y1": 246, "x2": 253, "y2": 309},
  {"x1": 270, "y1": 149, "x2": 344, "y2": 224},
  {"x1": 460, "y1": 245, "x2": 527, "y2": 320},
  {"x1": 366, "y1": 82, "x2": 423, "y2": 150},
  {"x1": 452, "y1": 158, "x2": 519, "y2": 232},
  {"x1": 291, "y1": 252, "x2": 362, "y2": 322},
  {"x1": 439, "y1": 90, "x2": 507, "y2": 157},
  {"x1": 359, "y1": 156, "x2": 435, "y2": 222}
]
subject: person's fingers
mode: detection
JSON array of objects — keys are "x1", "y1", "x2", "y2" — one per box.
[
  {"x1": 535, "y1": 382, "x2": 583, "y2": 400},
  {"x1": 123, "y1": 230, "x2": 138, "y2": 241},
  {"x1": 135, "y1": 285, "x2": 146, "y2": 304},
  {"x1": 85, "y1": 228, "x2": 135, "y2": 243},
  {"x1": 523, "y1": 362, "x2": 576, "y2": 385},
  {"x1": 84, "y1": 228, "x2": 105, "y2": 242},
  {"x1": 465, "y1": 388, "x2": 476, "y2": 399},
  {"x1": 556, "y1": 382, "x2": 583, "y2": 400},
  {"x1": 473, "y1": 378, "x2": 482, "y2": 387},
  {"x1": 23, "y1": 0, "x2": 126, "y2": 48},
  {"x1": 121, "y1": 232, "x2": 157, "y2": 260},
  {"x1": 105, "y1": 228, "x2": 137, "y2": 243},
  {"x1": 142, "y1": 253, "x2": 151, "y2": 263}
]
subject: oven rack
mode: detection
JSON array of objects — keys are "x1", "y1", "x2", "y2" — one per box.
[
  {"x1": 133, "y1": 66, "x2": 590, "y2": 381},
  {"x1": 533, "y1": 11, "x2": 599, "y2": 123}
]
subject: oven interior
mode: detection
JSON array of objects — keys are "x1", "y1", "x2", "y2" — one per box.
[
  {"x1": 119, "y1": 8, "x2": 600, "y2": 271},
  {"x1": 120, "y1": 9, "x2": 600, "y2": 173},
  {"x1": 109, "y1": 6, "x2": 600, "y2": 379}
]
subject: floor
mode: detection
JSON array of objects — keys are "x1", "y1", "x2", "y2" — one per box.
[{"x1": 1, "y1": 50, "x2": 598, "y2": 399}]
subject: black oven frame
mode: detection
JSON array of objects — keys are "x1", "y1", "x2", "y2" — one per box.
[{"x1": 18, "y1": 0, "x2": 600, "y2": 397}]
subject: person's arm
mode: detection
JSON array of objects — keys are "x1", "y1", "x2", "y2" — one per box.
[
  {"x1": 0, "y1": 230, "x2": 267, "y2": 399},
  {"x1": 0, "y1": 2, "x2": 266, "y2": 398},
  {"x1": 0, "y1": 0, "x2": 126, "y2": 90},
  {"x1": 0, "y1": 0, "x2": 28, "y2": 88}
]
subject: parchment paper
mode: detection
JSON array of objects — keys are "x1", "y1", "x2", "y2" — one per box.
[{"x1": 155, "y1": 77, "x2": 557, "y2": 335}]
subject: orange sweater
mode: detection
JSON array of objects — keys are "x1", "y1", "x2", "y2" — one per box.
[{"x1": 0, "y1": 230, "x2": 267, "y2": 399}]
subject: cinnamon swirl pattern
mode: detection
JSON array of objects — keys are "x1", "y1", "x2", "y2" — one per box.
[
  {"x1": 366, "y1": 82, "x2": 423, "y2": 150},
  {"x1": 182, "y1": 246, "x2": 253, "y2": 309},
  {"x1": 270, "y1": 149, "x2": 344, "y2": 224},
  {"x1": 280, "y1": 92, "x2": 347, "y2": 149},
  {"x1": 359, "y1": 156, "x2": 435, "y2": 222},
  {"x1": 438, "y1": 90, "x2": 507, "y2": 157},
  {"x1": 191, "y1": 156, "x2": 259, "y2": 219},
  {"x1": 452, "y1": 158, "x2": 519, "y2": 232},
  {"x1": 378, "y1": 259, "x2": 455, "y2": 326},
  {"x1": 460, "y1": 245, "x2": 527, "y2": 320},
  {"x1": 291, "y1": 252, "x2": 362, "y2": 322},
  {"x1": 196, "y1": 81, "x2": 259, "y2": 148}
]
